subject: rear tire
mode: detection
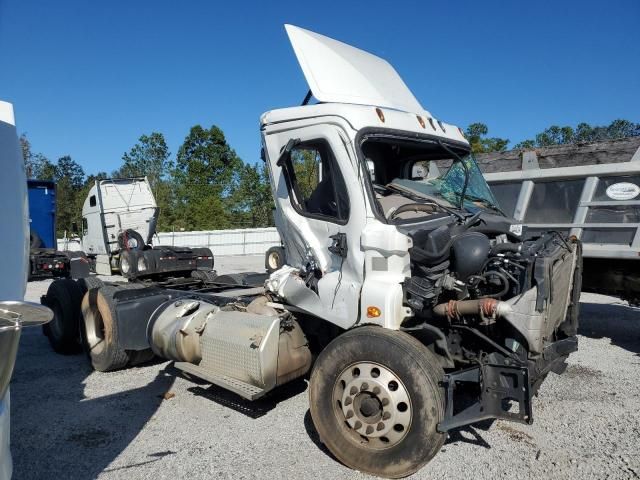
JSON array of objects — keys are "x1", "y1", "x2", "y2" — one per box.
[
  {"x1": 135, "y1": 250, "x2": 155, "y2": 277},
  {"x1": 76, "y1": 276, "x2": 105, "y2": 294},
  {"x1": 80, "y1": 285, "x2": 129, "y2": 371},
  {"x1": 119, "y1": 250, "x2": 138, "y2": 279},
  {"x1": 309, "y1": 326, "x2": 445, "y2": 478},
  {"x1": 265, "y1": 246, "x2": 285, "y2": 273},
  {"x1": 117, "y1": 229, "x2": 145, "y2": 251},
  {"x1": 191, "y1": 269, "x2": 218, "y2": 283},
  {"x1": 42, "y1": 279, "x2": 84, "y2": 354},
  {"x1": 214, "y1": 273, "x2": 248, "y2": 285}
]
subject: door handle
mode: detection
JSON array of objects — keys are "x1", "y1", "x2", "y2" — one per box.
[{"x1": 328, "y1": 233, "x2": 348, "y2": 258}]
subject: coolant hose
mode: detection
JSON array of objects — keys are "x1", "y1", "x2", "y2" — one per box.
[
  {"x1": 490, "y1": 242, "x2": 521, "y2": 256},
  {"x1": 433, "y1": 298, "x2": 511, "y2": 321}
]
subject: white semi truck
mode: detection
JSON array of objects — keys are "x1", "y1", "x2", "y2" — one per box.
[
  {"x1": 42, "y1": 26, "x2": 581, "y2": 477},
  {"x1": 64, "y1": 177, "x2": 214, "y2": 280}
]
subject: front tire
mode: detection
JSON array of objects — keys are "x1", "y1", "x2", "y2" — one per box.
[{"x1": 309, "y1": 326, "x2": 445, "y2": 478}]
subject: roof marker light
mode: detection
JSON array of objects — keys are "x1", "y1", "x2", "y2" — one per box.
[
  {"x1": 375, "y1": 108, "x2": 385, "y2": 123},
  {"x1": 428, "y1": 118, "x2": 436, "y2": 131},
  {"x1": 416, "y1": 115, "x2": 426, "y2": 129}
]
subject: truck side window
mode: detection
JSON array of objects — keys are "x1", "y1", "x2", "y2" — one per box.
[
  {"x1": 283, "y1": 140, "x2": 350, "y2": 223},
  {"x1": 82, "y1": 217, "x2": 88, "y2": 236},
  {"x1": 89, "y1": 195, "x2": 97, "y2": 207}
]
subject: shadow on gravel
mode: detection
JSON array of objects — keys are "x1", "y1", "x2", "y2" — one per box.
[
  {"x1": 303, "y1": 409, "x2": 337, "y2": 461},
  {"x1": 302, "y1": 406, "x2": 493, "y2": 459},
  {"x1": 187, "y1": 377, "x2": 307, "y2": 419},
  {"x1": 579, "y1": 301, "x2": 640, "y2": 355},
  {"x1": 445, "y1": 420, "x2": 493, "y2": 448},
  {"x1": 11, "y1": 329, "x2": 176, "y2": 480}
]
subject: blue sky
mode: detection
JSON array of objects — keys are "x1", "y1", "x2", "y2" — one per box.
[{"x1": 1, "y1": 0, "x2": 638, "y2": 175}]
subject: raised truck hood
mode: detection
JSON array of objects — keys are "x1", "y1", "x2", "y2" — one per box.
[{"x1": 285, "y1": 24, "x2": 429, "y2": 115}]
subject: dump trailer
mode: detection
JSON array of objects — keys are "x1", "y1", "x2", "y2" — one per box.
[
  {"x1": 68, "y1": 177, "x2": 214, "y2": 280},
  {"x1": 41, "y1": 25, "x2": 581, "y2": 478},
  {"x1": 27, "y1": 180, "x2": 90, "y2": 279},
  {"x1": 476, "y1": 138, "x2": 640, "y2": 305}
]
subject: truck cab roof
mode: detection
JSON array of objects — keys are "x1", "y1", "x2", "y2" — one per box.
[{"x1": 260, "y1": 102, "x2": 468, "y2": 146}]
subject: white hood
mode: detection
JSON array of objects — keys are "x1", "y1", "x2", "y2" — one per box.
[{"x1": 285, "y1": 24, "x2": 429, "y2": 115}]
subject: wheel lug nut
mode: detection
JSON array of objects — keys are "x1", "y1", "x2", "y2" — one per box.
[
  {"x1": 346, "y1": 410, "x2": 354, "y2": 419},
  {"x1": 344, "y1": 397, "x2": 352, "y2": 406},
  {"x1": 361, "y1": 382, "x2": 369, "y2": 391},
  {"x1": 350, "y1": 386, "x2": 358, "y2": 395},
  {"x1": 381, "y1": 398, "x2": 389, "y2": 406},
  {"x1": 382, "y1": 412, "x2": 391, "y2": 420},
  {"x1": 377, "y1": 422, "x2": 385, "y2": 431},
  {"x1": 366, "y1": 426, "x2": 373, "y2": 435},
  {"x1": 372, "y1": 386, "x2": 381, "y2": 395},
  {"x1": 354, "y1": 421, "x2": 362, "y2": 430}
]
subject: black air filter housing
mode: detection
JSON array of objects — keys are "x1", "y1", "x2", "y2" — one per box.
[{"x1": 451, "y1": 232, "x2": 490, "y2": 280}]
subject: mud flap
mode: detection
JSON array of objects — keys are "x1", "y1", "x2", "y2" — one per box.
[
  {"x1": 69, "y1": 256, "x2": 90, "y2": 279},
  {"x1": 438, "y1": 363, "x2": 533, "y2": 432}
]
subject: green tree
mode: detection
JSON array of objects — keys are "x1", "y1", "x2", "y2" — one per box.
[
  {"x1": 53, "y1": 155, "x2": 85, "y2": 236},
  {"x1": 117, "y1": 133, "x2": 172, "y2": 193},
  {"x1": 20, "y1": 133, "x2": 55, "y2": 179},
  {"x1": 232, "y1": 163, "x2": 274, "y2": 227},
  {"x1": 515, "y1": 119, "x2": 640, "y2": 149},
  {"x1": 173, "y1": 125, "x2": 243, "y2": 230},
  {"x1": 116, "y1": 132, "x2": 174, "y2": 230},
  {"x1": 464, "y1": 123, "x2": 509, "y2": 154},
  {"x1": 291, "y1": 148, "x2": 320, "y2": 199}
]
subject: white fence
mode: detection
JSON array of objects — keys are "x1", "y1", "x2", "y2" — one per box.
[
  {"x1": 155, "y1": 227, "x2": 281, "y2": 256},
  {"x1": 58, "y1": 227, "x2": 282, "y2": 257}
]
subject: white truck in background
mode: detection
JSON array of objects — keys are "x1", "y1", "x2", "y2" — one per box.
[{"x1": 64, "y1": 177, "x2": 214, "y2": 280}]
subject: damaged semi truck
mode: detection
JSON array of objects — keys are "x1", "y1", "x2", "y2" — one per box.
[{"x1": 42, "y1": 25, "x2": 581, "y2": 478}]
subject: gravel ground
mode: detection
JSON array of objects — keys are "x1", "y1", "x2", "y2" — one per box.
[{"x1": 11, "y1": 254, "x2": 640, "y2": 479}]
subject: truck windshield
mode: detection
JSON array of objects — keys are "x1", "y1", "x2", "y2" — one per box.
[{"x1": 389, "y1": 154, "x2": 503, "y2": 215}]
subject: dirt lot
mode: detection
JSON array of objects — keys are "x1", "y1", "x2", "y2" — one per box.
[{"x1": 11, "y1": 255, "x2": 640, "y2": 479}]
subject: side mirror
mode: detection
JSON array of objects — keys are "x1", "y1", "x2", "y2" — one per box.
[
  {"x1": 276, "y1": 138, "x2": 300, "y2": 167},
  {"x1": 71, "y1": 222, "x2": 78, "y2": 234}
]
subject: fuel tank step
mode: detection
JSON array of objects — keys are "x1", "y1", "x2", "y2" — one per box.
[{"x1": 175, "y1": 362, "x2": 266, "y2": 400}]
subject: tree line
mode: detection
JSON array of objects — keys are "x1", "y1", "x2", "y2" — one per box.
[
  {"x1": 465, "y1": 119, "x2": 640, "y2": 154},
  {"x1": 22, "y1": 125, "x2": 273, "y2": 237},
  {"x1": 23, "y1": 119, "x2": 639, "y2": 236}
]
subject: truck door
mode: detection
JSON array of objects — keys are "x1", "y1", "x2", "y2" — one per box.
[{"x1": 263, "y1": 124, "x2": 367, "y2": 329}]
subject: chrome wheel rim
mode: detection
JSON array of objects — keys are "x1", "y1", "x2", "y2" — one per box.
[
  {"x1": 137, "y1": 257, "x2": 147, "y2": 272},
  {"x1": 268, "y1": 252, "x2": 280, "y2": 270},
  {"x1": 333, "y1": 362, "x2": 412, "y2": 449}
]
